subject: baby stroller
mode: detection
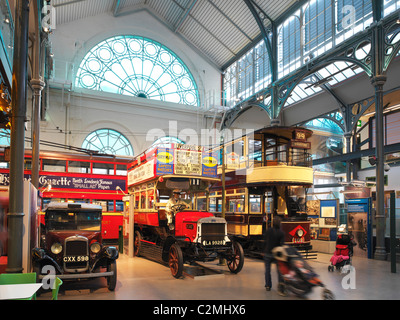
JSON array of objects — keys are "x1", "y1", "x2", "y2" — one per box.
[
  {"x1": 328, "y1": 233, "x2": 356, "y2": 272},
  {"x1": 272, "y1": 245, "x2": 335, "y2": 300}
]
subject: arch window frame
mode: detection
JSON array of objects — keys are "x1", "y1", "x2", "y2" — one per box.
[
  {"x1": 75, "y1": 35, "x2": 200, "y2": 107},
  {"x1": 81, "y1": 128, "x2": 134, "y2": 156}
]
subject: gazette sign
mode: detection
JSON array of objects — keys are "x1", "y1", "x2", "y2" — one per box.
[{"x1": 0, "y1": 172, "x2": 126, "y2": 191}]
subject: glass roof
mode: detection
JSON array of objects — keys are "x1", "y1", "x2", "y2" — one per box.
[
  {"x1": 304, "y1": 114, "x2": 344, "y2": 135},
  {"x1": 284, "y1": 60, "x2": 364, "y2": 107},
  {"x1": 384, "y1": 0, "x2": 400, "y2": 16},
  {"x1": 223, "y1": 0, "x2": 376, "y2": 112}
]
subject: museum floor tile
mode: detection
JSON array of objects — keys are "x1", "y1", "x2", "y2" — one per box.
[{"x1": 36, "y1": 252, "x2": 400, "y2": 301}]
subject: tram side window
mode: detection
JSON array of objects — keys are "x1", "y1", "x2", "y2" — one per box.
[
  {"x1": 209, "y1": 197, "x2": 222, "y2": 213},
  {"x1": 265, "y1": 138, "x2": 277, "y2": 162},
  {"x1": 265, "y1": 191, "x2": 273, "y2": 214},
  {"x1": 42, "y1": 159, "x2": 66, "y2": 172},
  {"x1": 68, "y1": 161, "x2": 90, "y2": 173},
  {"x1": 248, "y1": 138, "x2": 262, "y2": 166},
  {"x1": 250, "y1": 195, "x2": 261, "y2": 213},
  {"x1": 277, "y1": 144, "x2": 288, "y2": 163},
  {"x1": 226, "y1": 195, "x2": 244, "y2": 213},
  {"x1": 197, "y1": 197, "x2": 207, "y2": 211},
  {"x1": 93, "y1": 162, "x2": 114, "y2": 175}
]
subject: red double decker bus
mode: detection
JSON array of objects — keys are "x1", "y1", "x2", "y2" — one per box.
[
  {"x1": 125, "y1": 143, "x2": 245, "y2": 278},
  {"x1": 0, "y1": 148, "x2": 131, "y2": 246}
]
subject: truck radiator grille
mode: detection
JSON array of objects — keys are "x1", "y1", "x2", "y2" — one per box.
[
  {"x1": 64, "y1": 237, "x2": 89, "y2": 272},
  {"x1": 201, "y1": 223, "x2": 225, "y2": 241}
]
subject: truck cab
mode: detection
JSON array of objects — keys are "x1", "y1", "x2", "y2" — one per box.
[{"x1": 32, "y1": 202, "x2": 118, "y2": 291}]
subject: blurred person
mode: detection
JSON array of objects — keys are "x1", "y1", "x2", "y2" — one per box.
[{"x1": 263, "y1": 216, "x2": 286, "y2": 296}]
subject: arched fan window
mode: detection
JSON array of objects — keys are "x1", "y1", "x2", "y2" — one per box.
[
  {"x1": 82, "y1": 129, "x2": 134, "y2": 156},
  {"x1": 150, "y1": 136, "x2": 185, "y2": 148},
  {"x1": 75, "y1": 35, "x2": 200, "y2": 106}
]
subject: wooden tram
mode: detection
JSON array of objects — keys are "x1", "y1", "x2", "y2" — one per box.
[
  {"x1": 125, "y1": 144, "x2": 245, "y2": 278},
  {"x1": 203, "y1": 126, "x2": 314, "y2": 256}
]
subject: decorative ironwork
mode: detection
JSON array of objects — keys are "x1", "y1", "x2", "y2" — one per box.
[
  {"x1": 221, "y1": 0, "x2": 400, "y2": 130},
  {"x1": 75, "y1": 35, "x2": 200, "y2": 107}
]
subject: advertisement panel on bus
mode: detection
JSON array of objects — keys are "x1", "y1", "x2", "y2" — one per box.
[{"x1": 128, "y1": 144, "x2": 218, "y2": 187}]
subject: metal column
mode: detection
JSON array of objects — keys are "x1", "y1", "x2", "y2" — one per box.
[
  {"x1": 371, "y1": 0, "x2": 387, "y2": 259},
  {"x1": 31, "y1": 1, "x2": 45, "y2": 189},
  {"x1": 372, "y1": 75, "x2": 387, "y2": 260},
  {"x1": 31, "y1": 78, "x2": 45, "y2": 189},
  {"x1": 344, "y1": 132, "x2": 352, "y2": 182},
  {"x1": 6, "y1": 0, "x2": 30, "y2": 273}
]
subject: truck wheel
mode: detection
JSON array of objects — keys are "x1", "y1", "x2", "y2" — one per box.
[
  {"x1": 168, "y1": 243, "x2": 183, "y2": 279},
  {"x1": 107, "y1": 260, "x2": 117, "y2": 291},
  {"x1": 134, "y1": 230, "x2": 142, "y2": 256},
  {"x1": 226, "y1": 241, "x2": 244, "y2": 274}
]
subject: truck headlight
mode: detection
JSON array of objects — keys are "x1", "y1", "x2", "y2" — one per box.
[
  {"x1": 51, "y1": 242, "x2": 62, "y2": 254},
  {"x1": 90, "y1": 242, "x2": 101, "y2": 254}
]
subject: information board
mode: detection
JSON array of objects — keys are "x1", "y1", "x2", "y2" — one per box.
[{"x1": 345, "y1": 198, "x2": 372, "y2": 259}]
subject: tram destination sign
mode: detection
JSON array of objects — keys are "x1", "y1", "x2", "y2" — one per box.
[
  {"x1": 290, "y1": 140, "x2": 311, "y2": 149},
  {"x1": 0, "y1": 172, "x2": 126, "y2": 191}
]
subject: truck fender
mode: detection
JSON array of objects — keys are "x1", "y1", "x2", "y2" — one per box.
[
  {"x1": 91, "y1": 246, "x2": 119, "y2": 271},
  {"x1": 31, "y1": 248, "x2": 63, "y2": 274}
]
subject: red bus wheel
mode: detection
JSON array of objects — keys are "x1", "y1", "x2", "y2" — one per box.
[
  {"x1": 168, "y1": 243, "x2": 184, "y2": 279},
  {"x1": 226, "y1": 241, "x2": 244, "y2": 274}
]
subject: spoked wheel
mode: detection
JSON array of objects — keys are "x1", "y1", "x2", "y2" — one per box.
[
  {"x1": 134, "y1": 230, "x2": 142, "y2": 257},
  {"x1": 226, "y1": 241, "x2": 244, "y2": 274},
  {"x1": 168, "y1": 243, "x2": 184, "y2": 278}
]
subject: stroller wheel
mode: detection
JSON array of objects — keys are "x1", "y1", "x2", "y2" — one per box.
[{"x1": 322, "y1": 289, "x2": 335, "y2": 300}]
